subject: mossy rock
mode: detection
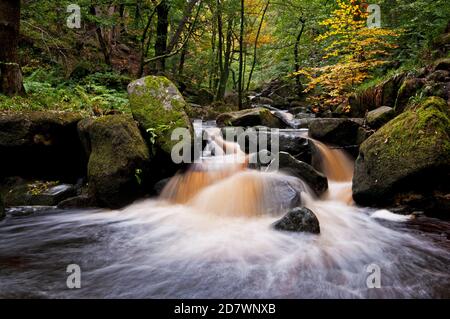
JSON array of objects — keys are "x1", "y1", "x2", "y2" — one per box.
[
  {"x1": 0, "y1": 111, "x2": 86, "y2": 180},
  {"x1": 394, "y1": 78, "x2": 425, "y2": 112},
  {"x1": 127, "y1": 76, "x2": 192, "y2": 154},
  {"x1": 353, "y1": 96, "x2": 450, "y2": 212},
  {"x1": 78, "y1": 115, "x2": 151, "y2": 208},
  {"x1": 216, "y1": 107, "x2": 284, "y2": 128}
]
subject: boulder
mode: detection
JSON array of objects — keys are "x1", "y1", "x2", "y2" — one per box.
[
  {"x1": 394, "y1": 78, "x2": 425, "y2": 112},
  {"x1": 127, "y1": 76, "x2": 192, "y2": 154},
  {"x1": 433, "y1": 58, "x2": 450, "y2": 72},
  {"x1": 366, "y1": 106, "x2": 395, "y2": 129},
  {"x1": 348, "y1": 72, "x2": 406, "y2": 116},
  {"x1": 247, "y1": 149, "x2": 273, "y2": 170},
  {"x1": 4, "y1": 181, "x2": 77, "y2": 206},
  {"x1": 78, "y1": 115, "x2": 151, "y2": 209},
  {"x1": 251, "y1": 96, "x2": 273, "y2": 105},
  {"x1": 273, "y1": 207, "x2": 320, "y2": 234},
  {"x1": 268, "y1": 151, "x2": 328, "y2": 197},
  {"x1": 224, "y1": 92, "x2": 239, "y2": 106},
  {"x1": 0, "y1": 193, "x2": 4, "y2": 219},
  {"x1": 57, "y1": 194, "x2": 98, "y2": 209},
  {"x1": 309, "y1": 118, "x2": 363, "y2": 147},
  {"x1": 216, "y1": 107, "x2": 285, "y2": 128},
  {"x1": 353, "y1": 97, "x2": 450, "y2": 215},
  {"x1": 0, "y1": 111, "x2": 85, "y2": 181},
  {"x1": 153, "y1": 177, "x2": 171, "y2": 195},
  {"x1": 426, "y1": 70, "x2": 450, "y2": 82}
]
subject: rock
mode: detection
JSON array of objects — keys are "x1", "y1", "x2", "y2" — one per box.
[
  {"x1": 273, "y1": 207, "x2": 320, "y2": 234},
  {"x1": 366, "y1": 106, "x2": 395, "y2": 129},
  {"x1": 127, "y1": 76, "x2": 192, "y2": 154},
  {"x1": 251, "y1": 96, "x2": 273, "y2": 105},
  {"x1": 224, "y1": 92, "x2": 239, "y2": 106},
  {"x1": 153, "y1": 177, "x2": 171, "y2": 195},
  {"x1": 248, "y1": 149, "x2": 273, "y2": 169},
  {"x1": 353, "y1": 97, "x2": 450, "y2": 214},
  {"x1": 216, "y1": 107, "x2": 285, "y2": 128},
  {"x1": 4, "y1": 181, "x2": 77, "y2": 206},
  {"x1": 433, "y1": 58, "x2": 450, "y2": 72},
  {"x1": 269, "y1": 151, "x2": 328, "y2": 197},
  {"x1": 309, "y1": 118, "x2": 363, "y2": 147},
  {"x1": 57, "y1": 194, "x2": 98, "y2": 209},
  {"x1": 78, "y1": 115, "x2": 151, "y2": 209},
  {"x1": 426, "y1": 70, "x2": 450, "y2": 82},
  {"x1": 269, "y1": 94, "x2": 288, "y2": 108},
  {"x1": 394, "y1": 78, "x2": 425, "y2": 112},
  {"x1": 0, "y1": 193, "x2": 4, "y2": 219},
  {"x1": 0, "y1": 111, "x2": 86, "y2": 180},
  {"x1": 190, "y1": 88, "x2": 214, "y2": 106},
  {"x1": 348, "y1": 72, "x2": 406, "y2": 115},
  {"x1": 423, "y1": 82, "x2": 450, "y2": 101}
]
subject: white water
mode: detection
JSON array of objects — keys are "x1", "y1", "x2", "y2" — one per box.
[{"x1": 0, "y1": 131, "x2": 449, "y2": 298}]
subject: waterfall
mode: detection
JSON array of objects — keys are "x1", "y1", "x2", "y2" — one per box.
[{"x1": 0, "y1": 126, "x2": 449, "y2": 298}]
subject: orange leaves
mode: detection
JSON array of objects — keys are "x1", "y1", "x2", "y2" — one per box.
[{"x1": 292, "y1": 0, "x2": 400, "y2": 109}]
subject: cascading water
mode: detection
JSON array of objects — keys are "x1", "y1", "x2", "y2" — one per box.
[{"x1": 0, "y1": 126, "x2": 449, "y2": 298}]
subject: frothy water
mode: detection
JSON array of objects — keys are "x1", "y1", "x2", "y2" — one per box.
[{"x1": 0, "y1": 131, "x2": 449, "y2": 298}]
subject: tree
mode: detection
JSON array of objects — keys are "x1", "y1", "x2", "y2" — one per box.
[
  {"x1": 297, "y1": 0, "x2": 399, "y2": 110},
  {"x1": 237, "y1": 0, "x2": 245, "y2": 109},
  {"x1": 0, "y1": 0, "x2": 25, "y2": 96}
]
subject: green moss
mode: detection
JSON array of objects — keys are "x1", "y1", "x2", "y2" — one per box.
[
  {"x1": 128, "y1": 76, "x2": 191, "y2": 154},
  {"x1": 361, "y1": 97, "x2": 450, "y2": 179}
]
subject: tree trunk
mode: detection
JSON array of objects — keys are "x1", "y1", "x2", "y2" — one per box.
[
  {"x1": 154, "y1": 0, "x2": 170, "y2": 73},
  {"x1": 246, "y1": 0, "x2": 270, "y2": 91},
  {"x1": 238, "y1": 0, "x2": 245, "y2": 109},
  {"x1": 0, "y1": 0, "x2": 25, "y2": 96},
  {"x1": 216, "y1": 17, "x2": 234, "y2": 101},
  {"x1": 294, "y1": 18, "x2": 305, "y2": 95}
]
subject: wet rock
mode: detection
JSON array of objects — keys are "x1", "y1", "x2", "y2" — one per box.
[
  {"x1": 366, "y1": 106, "x2": 395, "y2": 129},
  {"x1": 153, "y1": 177, "x2": 171, "y2": 195},
  {"x1": 248, "y1": 149, "x2": 273, "y2": 170},
  {"x1": 353, "y1": 97, "x2": 450, "y2": 215},
  {"x1": 273, "y1": 207, "x2": 320, "y2": 234},
  {"x1": 4, "y1": 181, "x2": 77, "y2": 206},
  {"x1": 57, "y1": 194, "x2": 98, "y2": 209},
  {"x1": 269, "y1": 151, "x2": 328, "y2": 197},
  {"x1": 216, "y1": 107, "x2": 285, "y2": 128},
  {"x1": 0, "y1": 111, "x2": 85, "y2": 180},
  {"x1": 0, "y1": 194, "x2": 4, "y2": 219},
  {"x1": 78, "y1": 115, "x2": 151, "y2": 209},
  {"x1": 127, "y1": 75, "x2": 192, "y2": 154},
  {"x1": 309, "y1": 118, "x2": 363, "y2": 147}
]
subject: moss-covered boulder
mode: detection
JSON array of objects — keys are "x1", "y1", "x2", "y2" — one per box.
[
  {"x1": 127, "y1": 76, "x2": 192, "y2": 154},
  {"x1": 366, "y1": 106, "x2": 395, "y2": 129},
  {"x1": 78, "y1": 115, "x2": 150, "y2": 209},
  {"x1": 0, "y1": 111, "x2": 85, "y2": 180},
  {"x1": 353, "y1": 97, "x2": 450, "y2": 215},
  {"x1": 216, "y1": 107, "x2": 285, "y2": 128}
]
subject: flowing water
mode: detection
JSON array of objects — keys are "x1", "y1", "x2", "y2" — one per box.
[{"x1": 0, "y1": 128, "x2": 449, "y2": 298}]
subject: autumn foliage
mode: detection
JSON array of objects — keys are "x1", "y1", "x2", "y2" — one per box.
[{"x1": 296, "y1": 0, "x2": 400, "y2": 111}]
